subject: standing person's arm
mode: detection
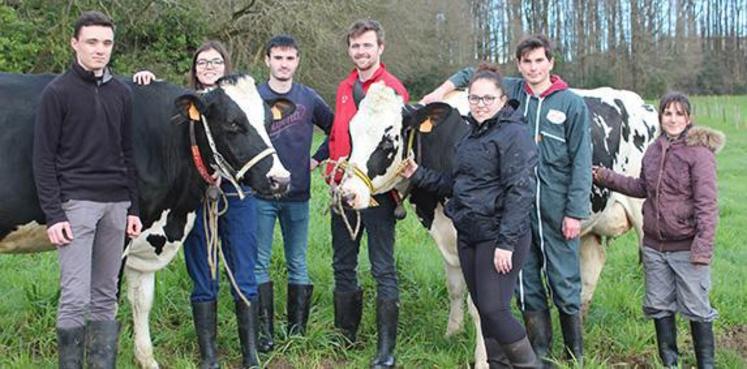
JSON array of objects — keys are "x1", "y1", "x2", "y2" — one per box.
[
  {"x1": 562, "y1": 96, "x2": 593, "y2": 239},
  {"x1": 120, "y1": 91, "x2": 142, "y2": 238},
  {"x1": 690, "y1": 149, "x2": 719, "y2": 265},
  {"x1": 401, "y1": 159, "x2": 454, "y2": 198},
  {"x1": 310, "y1": 92, "x2": 334, "y2": 170},
  {"x1": 496, "y1": 126, "x2": 538, "y2": 253},
  {"x1": 592, "y1": 164, "x2": 648, "y2": 198},
  {"x1": 33, "y1": 87, "x2": 73, "y2": 245},
  {"x1": 420, "y1": 67, "x2": 475, "y2": 104}
]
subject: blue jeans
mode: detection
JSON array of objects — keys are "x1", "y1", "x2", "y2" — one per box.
[
  {"x1": 184, "y1": 190, "x2": 258, "y2": 302},
  {"x1": 254, "y1": 198, "x2": 310, "y2": 285}
]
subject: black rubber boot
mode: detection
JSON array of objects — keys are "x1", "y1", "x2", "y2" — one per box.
[
  {"x1": 192, "y1": 301, "x2": 220, "y2": 369},
  {"x1": 654, "y1": 316, "x2": 679, "y2": 368},
  {"x1": 287, "y1": 283, "x2": 314, "y2": 336},
  {"x1": 370, "y1": 298, "x2": 398, "y2": 369},
  {"x1": 523, "y1": 309, "x2": 553, "y2": 368},
  {"x1": 559, "y1": 312, "x2": 584, "y2": 366},
  {"x1": 334, "y1": 289, "x2": 363, "y2": 344},
  {"x1": 235, "y1": 299, "x2": 260, "y2": 369},
  {"x1": 85, "y1": 320, "x2": 120, "y2": 369},
  {"x1": 501, "y1": 336, "x2": 543, "y2": 369},
  {"x1": 257, "y1": 282, "x2": 274, "y2": 352},
  {"x1": 690, "y1": 320, "x2": 715, "y2": 369},
  {"x1": 484, "y1": 337, "x2": 514, "y2": 369},
  {"x1": 57, "y1": 326, "x2": 85, "y2": 369}
]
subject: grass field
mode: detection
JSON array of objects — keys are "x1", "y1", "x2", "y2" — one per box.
[{"x1": 1, "y1": 95, "x2": 745, "y2": 368}]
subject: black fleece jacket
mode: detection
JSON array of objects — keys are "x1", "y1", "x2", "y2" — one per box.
[
  {"x1": 33, "y1": 62, "x2": 139, "y2": 225},
  {"x1": 411, "y1": 102, "x2": 538, "y2": 251}
]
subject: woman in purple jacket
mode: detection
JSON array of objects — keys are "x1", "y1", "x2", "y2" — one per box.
[{"x1": 592, "y1": 92, "x2": 724, "y2": 369}]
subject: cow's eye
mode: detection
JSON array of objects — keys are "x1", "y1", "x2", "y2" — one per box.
[{"x1": 228, "y1": 121, "x2": 242, "y2": 132}]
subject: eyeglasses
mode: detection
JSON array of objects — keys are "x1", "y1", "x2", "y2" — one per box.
[
  {"x1": 195, "y1": 58, "x2": 225, "y2": 68},
  {"x1": 467, "y1": 94, "x2": 498, "y2": 105}
]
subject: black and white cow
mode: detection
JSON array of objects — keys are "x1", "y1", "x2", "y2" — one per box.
[
  {"x1": 0, "y1": 72, "x2": 291, "y2": 369},
  {"x1": 337, "y1": 82, "x2": 658, "y2": 368}
]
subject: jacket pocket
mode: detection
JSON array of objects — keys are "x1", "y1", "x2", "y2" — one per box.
[{"x1": 539, "y1": 130, "x2": 570, "y2": 168}]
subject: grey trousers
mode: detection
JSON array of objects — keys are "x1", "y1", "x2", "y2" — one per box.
[
  {"x1": 57, "y1": 200, "x2": 129, "y2": 329},
  {"x1": 642, "y1": 247, "x2": 718, "y2": 322}
]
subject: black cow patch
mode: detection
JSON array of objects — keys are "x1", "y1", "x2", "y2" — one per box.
[
  {"x1": 146, "y1": 234, "x2": 167, "y2": 255},
  {"x1": 366, "y1": 134, "x2": 397, "y2": 179}
]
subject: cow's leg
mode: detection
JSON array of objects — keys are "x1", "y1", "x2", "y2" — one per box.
[
  {"x1": 125, "y1": 266, "x2": 159, "y2": 369},
  {"x1": 429, "y1": 205, "x2": 465, "y2": 337},
  {"x1": 579, "y1": 234, "x2": 605, "y2": 316},
  {"x1": 443, "y1": 261, "x2": 466, "y2": 336},
  {"x1": 466, "y1": 294, "x2": 489, "y2": 369}
]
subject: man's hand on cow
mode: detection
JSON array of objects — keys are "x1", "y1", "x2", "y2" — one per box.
[
  {"x1": 399, "y1": 158, "x2": 418, "y2": 178},
  {"x1": 133, "y1": 70, "x2": 157, "y2": 86},
  {"x1": 562, "y1": 216, "x2": 582, "y2": 239},
  {"x1": 127, "y1": 215, "x2": 143, "y2": 238},
  {"x1": 493, "y1": 248, "x2": 513, "y2": 274},
  {"x1": 419, "y1": 81, "x2": 456, "y2": 105},
  {"x1": 47, "y1": 221, "x2": 73, "y2": 246},
  {"x1": 310, "y1": 158, "x2": 320, "y2": 171}
]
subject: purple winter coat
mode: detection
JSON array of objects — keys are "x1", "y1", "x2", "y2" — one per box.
[{"x1": 595, "y1": 126, "x2": 725, "y2": 265}]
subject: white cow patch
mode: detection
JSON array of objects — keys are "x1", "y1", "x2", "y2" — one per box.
[
  {"x1": 0, "y1": 221, "x2": 54, "y2": 253},
  {"x1": 124, "y1": 209, "x2": 196, "y2": 273},
  {"x1": 222, "y1": 76, "x2": 289, "y2": 181},
  {"x1": 341, "y1": 82, "x2": 405, "y2": 208}
]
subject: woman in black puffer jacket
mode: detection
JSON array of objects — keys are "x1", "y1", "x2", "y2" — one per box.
[{"x1": 402, "y1": 63, "x2": 540, "y2": 368}]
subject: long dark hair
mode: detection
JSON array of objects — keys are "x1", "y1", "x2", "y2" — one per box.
[{"x1": 189, "y1": 40, "x2": 232, "y2": 90}]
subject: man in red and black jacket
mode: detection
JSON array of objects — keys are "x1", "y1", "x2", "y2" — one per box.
[{"x1": 325, "y1": 19, "x2": 409, "y2": 369}]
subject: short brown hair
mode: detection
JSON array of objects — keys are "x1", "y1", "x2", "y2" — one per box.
[
  {"x1": 189, "y1": 40, "x2": 233, "y2": 91},
  {"x1": 658, "y1": 91, "x2": 692, "y2": 120},
  {"x1": 515, "y1": 34, "x2": 553, "y2": 61},
  {"x1": 346, "y1": 19, "x2": 384, "y2": 46},
  {"x1": 73, "y1": 11, "x2": 115, "y2": 39}
]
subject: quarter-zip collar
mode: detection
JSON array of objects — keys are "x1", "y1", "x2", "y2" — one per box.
[{"x1": 71, "y1": 60, "x2": 113, "y2": 86}]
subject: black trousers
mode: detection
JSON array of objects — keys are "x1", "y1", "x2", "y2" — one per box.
[
  {"x1": 331, "y1": 193, "x2": 399, "y2": 300},
  {"x1": 458, "y1": 231, "x2": 530, "y2": 344}
]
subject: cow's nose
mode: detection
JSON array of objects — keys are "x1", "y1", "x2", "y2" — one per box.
[{"x1": 269, "y1": 174, "x2": 290, "y2": 194}]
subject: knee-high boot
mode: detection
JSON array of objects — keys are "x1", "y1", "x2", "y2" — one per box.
[
  {"x1": 501, "y1": 336, "x2": 543, "y2": 369},
  {"x1": 334, "y1": 289, "x2": 363, "y2": 344},
  {"x1": 559, "y1": 312, "x2": 583, "y2": 366},
  {"x1": 523, "y1": 309, "x2": 553, "y2": 368},
  {"x1": 287, "y1": 283, "x2": 314, "y2": 336},
  {"x1": 57, "y1": 326, "x2": 85, "y2": 369},
  {"x1": 85, "y1": 320, "x2": 120, "y2": 369},
  {"x1": 370, "y1": 298, "x2": 398, "y2": 369},
  {"x1": 690, "y1": 321, "x2": 715, "y2": 369},
  {"x1": 235, "y1": 299, "x2": 260, "y2": 369},
  {"x1": 256, "y1": 282, "x2": 274, "y2": 352},
  {"x1": 654, "y1": 316, "x2": 679, "y2": 368},
  {"x1": 192, "y1": 301, "x2": 220, "y2": 369}
]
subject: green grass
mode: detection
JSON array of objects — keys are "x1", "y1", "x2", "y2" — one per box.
[{"x1": 1, "y1": 95, "x2": 746, "y2": 368}]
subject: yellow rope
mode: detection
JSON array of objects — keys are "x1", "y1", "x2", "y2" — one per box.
[{"x1": 201, "y1": 185, "x2": 253, "y2": 308}]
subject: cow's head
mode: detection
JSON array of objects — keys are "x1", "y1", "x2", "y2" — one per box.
[
  {"x1": 177, "y1": 74, "x2": 291, "y2": 196},
  {"x1": 339, "y1": 82, "x2": 459, "y2": 209}
]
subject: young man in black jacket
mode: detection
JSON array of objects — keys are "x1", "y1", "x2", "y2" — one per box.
[{"x1": 33, "y1": 11, "x2": 142, "y2": 369}]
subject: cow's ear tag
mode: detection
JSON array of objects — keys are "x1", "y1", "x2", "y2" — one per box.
[
  {"x1": 419, "y1": 117, "x2": 433, "y2": 133},
  {"x1": 271, "y1": 105, "x2": 283, "y2": 121},
  {"x1": 188, "y1": 103, "x2": 201, "y2": 121}
]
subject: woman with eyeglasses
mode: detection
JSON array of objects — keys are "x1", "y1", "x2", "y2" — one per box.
[
  {"x1": 134, "y1": 41, "x2": 262, "y2": 369},
  {"x1": 401, "y1": 63, "x2": 541, "y2": 367}
]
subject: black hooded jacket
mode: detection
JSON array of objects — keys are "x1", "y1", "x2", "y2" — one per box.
[{"x1": 410, "y1": 101, "x2": 538, "y2": 251}]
